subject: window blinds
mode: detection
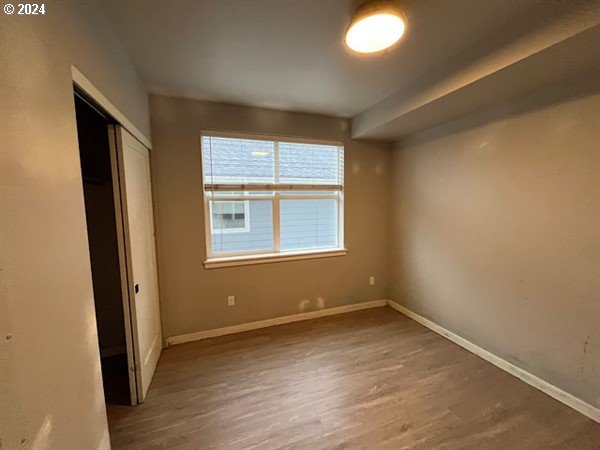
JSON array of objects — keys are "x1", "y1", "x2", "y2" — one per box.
[{"x1": 202, "y1": 135, "x2": 344, "y2": 191}]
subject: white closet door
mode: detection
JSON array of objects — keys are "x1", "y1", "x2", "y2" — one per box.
[{"x1": 116, "y1": 126, "x2": 162, "y2": 402}]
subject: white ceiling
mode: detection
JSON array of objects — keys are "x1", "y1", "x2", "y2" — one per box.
[{"x1": 101, "y1": 0, "x2": 545, "y2": 117}]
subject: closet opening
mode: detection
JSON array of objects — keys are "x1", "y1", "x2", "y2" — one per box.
[{"x1": 74, "y1": 87, "x2": 132, "y2": 406}]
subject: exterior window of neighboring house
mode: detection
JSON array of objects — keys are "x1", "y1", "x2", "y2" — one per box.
[
  {"x1": 210, "y1": 199, "x2": 250, "y2": 234},
  {"x1": 201, "y1": 132, "x2": 345, "y2": 262}
]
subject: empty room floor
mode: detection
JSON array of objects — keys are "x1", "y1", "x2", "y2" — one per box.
[{"x1": 107, "y1": 308, "x2": 600, "y2": 449}]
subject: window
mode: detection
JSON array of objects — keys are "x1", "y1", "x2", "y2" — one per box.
[
  {"x1": 201, "y1": 132, "x2": 345, "y2": 266},
  {"x1": 210, "y1": 199, "x2": 250, "y2": 234}
]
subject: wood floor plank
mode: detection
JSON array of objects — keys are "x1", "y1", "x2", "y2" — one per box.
[{"x1": 107, "y1": 307, "x2": 600, "y2": 449}]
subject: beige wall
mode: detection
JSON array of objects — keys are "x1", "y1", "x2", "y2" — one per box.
[
  {"x1": 149, "y1": 95, "x2": 391, "y2": 339},
  {"x1": 1, "y1": 2, "x2": 150, "y2": 448},
  {"x1": 389, "y1": 79, "x2": 600, "y2": 407}
]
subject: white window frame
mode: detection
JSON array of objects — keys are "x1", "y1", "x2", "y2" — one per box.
[
  {"x1": 209, "y1": 198, "x2": 250, "y2": 234},
  {"x1": 201, "y1": 131, "x2": 346, "y2": 268}
]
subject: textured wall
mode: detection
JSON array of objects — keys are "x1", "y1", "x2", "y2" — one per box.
[
  {"x1": 149, "y1": 95, "x2": 392, "y2": 339},
  {"x1": 389, "y1": 79, "x2": 600, "y2": 407}
]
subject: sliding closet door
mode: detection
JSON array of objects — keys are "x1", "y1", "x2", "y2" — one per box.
[
  {"x1": 116, "y1": 126, "x2": 162, "y2": 402},
  {"x1": 107, "y1": 125, "x2": 138, "y2": 405}
]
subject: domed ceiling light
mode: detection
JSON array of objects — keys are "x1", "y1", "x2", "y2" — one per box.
[{"x1": 345, "y1": 0, "x2": 406, "y2": 54}]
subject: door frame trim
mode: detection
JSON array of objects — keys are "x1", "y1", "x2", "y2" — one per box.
[{"x1": 71, "y1": 65, "x2": 152, "y2": 150}]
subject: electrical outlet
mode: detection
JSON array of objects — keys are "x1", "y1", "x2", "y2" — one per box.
[
  {"x1": 227, "y1": 295, "x2": 235, "y2": 306},
  {"x1": 369, "y1": 276, "x2": 375, "y2": 286}
]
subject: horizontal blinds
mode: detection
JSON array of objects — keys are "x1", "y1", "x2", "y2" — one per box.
[{"x1": 202, "y1": 135, "x2": 344, "y2": 191}]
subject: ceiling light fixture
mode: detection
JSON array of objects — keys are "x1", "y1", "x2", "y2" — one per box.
[
  {"x1": 345, "y1": 0, "x2": 406, "y2": 54},
  {"x1": 251, "y1": 151, "x2": 269, "y2": 157}
]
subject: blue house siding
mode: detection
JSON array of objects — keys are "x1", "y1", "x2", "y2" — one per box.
[
  {"x1": 211, "y1": 199, "x2": 337, "y2": 254},
  {"x1": 280, "y1": 199, "x2": 337, "y2": 251},
  {"x1": 211, "y1": 201, "x2": 273, "y2": 253}
]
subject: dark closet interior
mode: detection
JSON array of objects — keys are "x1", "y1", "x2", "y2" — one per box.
[{"x1": 74, "y1": 89, "x2": 131, "y2": 405}]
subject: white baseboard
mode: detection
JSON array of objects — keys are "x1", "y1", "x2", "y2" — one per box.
[
  {"x1": 166, "y1": 299, "x2": 388, "y2": 346},
  {"x1": 387, "y1": 300, "x2": 600, "y2": 423}
]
